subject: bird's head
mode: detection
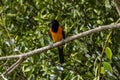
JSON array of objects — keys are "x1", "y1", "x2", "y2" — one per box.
[
  {"x1": 49, "y1": 20, "x2": 59, "y2": 28},
  {"x1": 49, "y1": 20, "x2": 59, "y2": 32}
]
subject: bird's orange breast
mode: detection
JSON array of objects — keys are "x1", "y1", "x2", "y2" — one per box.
[{"x1": 50, "y1": 26, "x2": 63, "y2": 42}]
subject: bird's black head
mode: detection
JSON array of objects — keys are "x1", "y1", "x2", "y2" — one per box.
[{"x1": 50, "y1": 20, "x2": 59, "y2": 32}]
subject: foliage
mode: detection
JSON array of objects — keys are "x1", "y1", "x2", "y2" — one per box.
[{"x1": 0, "y1": 0, "x2": 120, "y2": 80}]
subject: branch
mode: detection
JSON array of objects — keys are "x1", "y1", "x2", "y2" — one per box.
[
  {"x1": 0, "y1": 23, "x2": 120, "y2": 60},
  {"x1": 114, "y1": 0, "x2": 120, "y2": 16}
]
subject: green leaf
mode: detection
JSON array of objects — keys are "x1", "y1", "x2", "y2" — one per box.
[
  {"x1": 105, "y1": 47, "x2": 112, "y2": 60},
  {"x1": 97, "y1": 20, "x2": 102, "y2": 24},
  {"x1": 100, "y1": 67, "x2": 105, "y2": 74},
  {"x1": 102, "y1": 62, "x2": 113, "y2": 73}
]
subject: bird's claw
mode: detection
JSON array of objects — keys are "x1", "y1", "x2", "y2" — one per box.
[{"x1": 61, "y1": 39, "x2": 65, "y2": 45}]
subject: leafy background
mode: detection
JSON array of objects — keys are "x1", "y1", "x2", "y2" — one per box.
[{"x1": 0, "y1": 0, "x2": 120, "y2": 80}]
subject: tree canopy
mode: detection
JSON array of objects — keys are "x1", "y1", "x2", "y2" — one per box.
[{"x1": 0, "y1": 0, "x2": 120, "y2": 80}]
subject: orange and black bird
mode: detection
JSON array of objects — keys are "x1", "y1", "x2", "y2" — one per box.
[{"x1": 49, "y1": 20, "x2": 65, "y2": 63}]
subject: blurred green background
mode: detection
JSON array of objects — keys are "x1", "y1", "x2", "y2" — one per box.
[{"x1": 0, "y1": 0, "x2": 120, "y2": 80}]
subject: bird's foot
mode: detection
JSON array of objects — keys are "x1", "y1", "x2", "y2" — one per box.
[
  {"x1": 49, "y1": 42, "x2": 53, "y2": 47},
  {"x1": 61, "y1": 39, "x2": 65, "y2": 45}
]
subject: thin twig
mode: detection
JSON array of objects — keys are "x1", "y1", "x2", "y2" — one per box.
[
  {"x1": 98, "y1": 30, "x2": 113, "y2": 77},
  {"x1": 2, "y1": 57, "x2": 24, "y2": 75},
  {"x1": 114, "y1": 0, "x2": 120, "y2": 16},
  {"x1": 1, "y1": 13, "x2": 11, "y2": 39},
  {"x1": 1, "y1": 74, "x2": 8, "y2": 80}
]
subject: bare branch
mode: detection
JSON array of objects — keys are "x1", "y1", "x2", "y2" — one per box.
[{"x1": 0, "y1": 23, "x2": 120, "y2": 61}]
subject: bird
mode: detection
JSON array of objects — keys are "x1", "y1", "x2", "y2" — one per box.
[{"x1": 49, "y1": 20, "x2": 65, "y2": 63}]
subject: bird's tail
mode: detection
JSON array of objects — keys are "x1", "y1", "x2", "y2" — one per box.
[{"x1": 58, "y1": 46, "x2": 64, "y2": 64}]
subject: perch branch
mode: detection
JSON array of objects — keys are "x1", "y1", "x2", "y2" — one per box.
[{"x1": 0, "y1": 23, "x2": 120, "y2": 60}]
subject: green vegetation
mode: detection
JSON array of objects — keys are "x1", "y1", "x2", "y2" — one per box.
[{"x1": 0, "y1": 0, "x2": 120, "y2": 80}]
